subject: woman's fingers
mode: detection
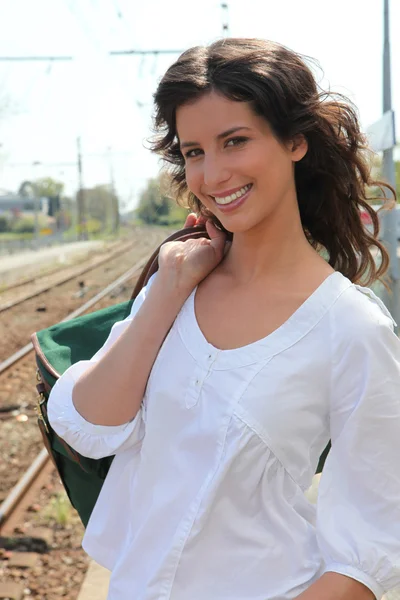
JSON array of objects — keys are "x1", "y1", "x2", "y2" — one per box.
[
  {"x1": 184, "y1": 214, "x2": 226, "y2": 257},
  {"x1": 184, "y1": 213, "x2": 197, "y2": 228},
  {"x1": 205, "y1": 220, "x2": 226, "y2": 255},
  {"x1": 184, "y1": 213, "x2": 209, "y2": 228}
]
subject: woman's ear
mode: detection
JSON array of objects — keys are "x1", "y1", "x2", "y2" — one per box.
[{"x1": 290, "y1": 135, "x2": 308, "y2": 162}]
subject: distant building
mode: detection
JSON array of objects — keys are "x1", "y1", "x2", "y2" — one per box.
[{"x1": 0, "y1": 189, "x2": 46, "y2": 217}]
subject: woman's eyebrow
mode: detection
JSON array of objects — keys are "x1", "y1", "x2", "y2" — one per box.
[{"x1": 179, "y1": 126, "x2": 252, "y2": 150}]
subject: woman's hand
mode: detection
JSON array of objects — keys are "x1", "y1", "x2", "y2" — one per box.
[
  {"x1": 183, "y1": 212, "x2": 207, "y2": 228},
  {"x1": 158, "y1": 218, "x2": 226, "y2": 292}
]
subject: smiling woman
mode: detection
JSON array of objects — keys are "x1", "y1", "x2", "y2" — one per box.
[
  {"x1": 47, "y1": 38, "x2": 400, "y2": 600},
  {"x1": 151, "y1": 38, "x2": 394, "y2": 287}
]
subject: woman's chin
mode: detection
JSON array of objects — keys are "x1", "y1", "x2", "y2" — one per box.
[{"x1": 217, "y1": 215, "x2": 255, "y2": 235}]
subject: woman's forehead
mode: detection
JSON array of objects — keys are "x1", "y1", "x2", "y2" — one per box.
[{"x1": 176, "y1": 93, "x2": 263, "y2": 141}]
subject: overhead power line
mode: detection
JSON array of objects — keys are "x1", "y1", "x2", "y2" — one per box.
[
  {"x1": 110, "y1": 49, "x2": 185, "y2": 56},
  {"x1": 0, "y1": 56, "x2": 73, "y2": 61},
  {"x1": 5, "y1": 151, "x2": 137, "y2": 168},
  {"x1": 0, "y1": 50, "x2": 184, "y2": 62}
]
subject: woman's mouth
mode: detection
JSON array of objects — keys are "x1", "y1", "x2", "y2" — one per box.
[{"x1": 211, "y1": 183, "x2": 253, "y2": 213}]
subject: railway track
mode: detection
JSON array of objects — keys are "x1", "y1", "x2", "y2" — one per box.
[
  {"x1": 0, "y1": 228, "x2": 165, "y2": 496},
  {"x1": 0, "y1": 240, "x2": 123, "y2": 294},
  {"x1": 0, "y1": 239, "x2": 135, "y2": 315},
  {"x1": 0, "y1": 231, "x2": 165, "y2": 365},
  {"x1": 0, "y1": 232, "x2": 164, "y2": 600},
  {"x1": 0, "y1": 253, "x2": 152, "y2": 532},
  {"x1": 0, "y1": 228, "x2": 176, "y2": 596}
]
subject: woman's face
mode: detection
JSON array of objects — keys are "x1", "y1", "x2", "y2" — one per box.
[{"x1": 176, "y1": 91, "x2": 307, "y2": 234}]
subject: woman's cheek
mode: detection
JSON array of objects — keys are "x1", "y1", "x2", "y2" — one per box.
[{"x1": 186, "y1": 175, "x2": 205, "y2": 205}]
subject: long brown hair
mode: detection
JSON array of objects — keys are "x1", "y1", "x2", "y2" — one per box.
[{"x1": 150, "y1": 38, "x2": 394, "y2": 285}]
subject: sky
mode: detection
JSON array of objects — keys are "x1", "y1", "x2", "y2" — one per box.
[{"x1": 0, "y1": 0, "x2": 398, "y2": 211}]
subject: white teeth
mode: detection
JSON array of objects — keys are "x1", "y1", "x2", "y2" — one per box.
[{"x1": 214, "y1": 184, "x2": 251, "y2": 205}]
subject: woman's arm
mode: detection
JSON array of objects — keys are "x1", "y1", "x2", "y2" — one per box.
[
  {"x1": 72, "y1": 219, "x2": 227, "y2": 427},
  {"x1": 72, "y1": 272, "x2": 190, "y2": 426},
  {"x1": 295, "y1": 572, "x2": 375, "y2": 600},
  {"x1": 311, "y1": 288, "x2": 400, "y2": 599}
]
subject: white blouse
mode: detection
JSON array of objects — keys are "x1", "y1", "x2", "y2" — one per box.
[{"x1": 48, "y1": 271, "x2": 400, "y2": 600}]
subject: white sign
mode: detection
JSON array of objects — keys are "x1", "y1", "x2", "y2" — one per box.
[{"x1": 366, "y1": 110, "x2": 396, "y2": 152}]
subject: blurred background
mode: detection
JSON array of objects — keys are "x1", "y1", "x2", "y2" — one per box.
[{"x1": 0, "y1": 0, "x2": 398, "y2": 248}]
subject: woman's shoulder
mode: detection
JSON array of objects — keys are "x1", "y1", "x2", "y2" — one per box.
[{"x1": 327, "y1": 274, "x2": 396, "y2": 343}]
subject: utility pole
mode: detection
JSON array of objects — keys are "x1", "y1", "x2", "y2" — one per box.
[
  {"x1": 380, "y1": 0, "x2": 398, "y2": 325},
  {"x1": 221, "y1": 3, "x2": 229, "y2": 36},
  {"x1": 107, "y1": 146, "x2": 119, "y2": 235},
  {"x1": 32, "y1": 162, "x2": 41, "y2": 249},
  {"x1": 76, "y1": 136, "x2": 87, "y2": 241}
]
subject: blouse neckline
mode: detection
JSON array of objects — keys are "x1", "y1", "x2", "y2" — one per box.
[{"x1": 177, "y1": 271, "x2": 352, "y2": 370}]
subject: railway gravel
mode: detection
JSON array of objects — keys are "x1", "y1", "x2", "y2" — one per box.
[
  {"x1": 0, "y1": 228, "x2": 165, "y2": 500},
  {"x1": 0, "y1": 227, "x2": 168, "y2": 599}
]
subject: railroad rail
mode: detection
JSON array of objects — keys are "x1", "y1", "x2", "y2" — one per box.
[
  {"x1": 0, "y1": 255, "x2": 147, "y2": 530},
  {"x1": 0, "y1": 240, "x2": 123, "y2": 294},
  {"x1": 0, "y1": 239, "x2": 137, "y2": 315}
]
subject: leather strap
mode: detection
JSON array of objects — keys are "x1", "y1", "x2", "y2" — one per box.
[{"x1": 130, "y1": 225, "x2": 208, "y2": 300}]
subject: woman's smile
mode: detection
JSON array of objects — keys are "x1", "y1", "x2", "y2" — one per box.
[{"x1": 209, "y1": 183, "x2": 253, "y2": 213}]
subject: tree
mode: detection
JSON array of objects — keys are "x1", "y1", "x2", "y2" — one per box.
[
  {"x1": 0, "y1": 216, "x2": 9, "y2": 232},
  {"x1": 18, "y1": 177, "x2": 66, "y2": 230},
  {"x1": 136, "y1": 174, "x2": 188, "y2": 226},
  {"x1": 31, "y1": 177, "x2": 64, "y2": 198},
  {"x1": 83, "y1": 184, "x2": 119, "y2": 231}
]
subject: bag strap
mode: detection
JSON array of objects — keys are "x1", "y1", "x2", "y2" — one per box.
[{"x1": 130, "y1": 224, "x2": 208, "y2": 300}]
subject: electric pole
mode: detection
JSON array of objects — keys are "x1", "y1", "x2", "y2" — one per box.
[
  {"x1": 107, "y1": 146, "x2": 119, "y2": 235},
  {"x1": 76, "y1": 136, "x2": 87, "y2": 241},
  {"x1": 380, "y1": 0, "x2": 398, "y2": 325},
  {"x1": 221, "y1": 3, "x2": 229, "y2": 36},
  {"x1": 32, "y1": 162, "x2": 41, "y2": 248}
]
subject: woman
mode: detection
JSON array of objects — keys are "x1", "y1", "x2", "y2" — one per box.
[{"x1": 48, "y1": 39, "x2": 400, "y2": 599}]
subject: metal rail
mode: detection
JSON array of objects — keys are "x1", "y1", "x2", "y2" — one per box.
[
  {"x1": 0, "y1": 448, "x2": 49, "y2": 526},
  {"x1": 0, "y1": 256, "x2": 147, "y2": 528},
  {"x1": 0, "y1": 240, "x2": 136, "y2": 314},
  {"x1": 0, "y1": 240, "x2": 122, "y2": 293},
  {"x1": 0, "y1": 256, "x2": 146, "y2": 377}
]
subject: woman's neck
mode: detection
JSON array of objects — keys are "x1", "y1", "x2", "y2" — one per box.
[{"x1": 221, "y1": 212, "x2": 319, "y2": 286}]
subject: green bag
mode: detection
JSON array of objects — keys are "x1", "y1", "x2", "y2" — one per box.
[
  {"x1": 31, "y1": 225, "x2": 330, "y2": 528},
  {"x1": 32, "y1": 301, "x2": 134, "y2": 527},
  {"x1": 31, "y1": 226, "x2": 208, "y2": 527}
]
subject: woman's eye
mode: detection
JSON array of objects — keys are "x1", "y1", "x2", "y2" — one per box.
[
  {"x1": 184, "y1": 137, "x2": 248, "y2": 159},
  {"x1": 225, "y1": 136, "x2": 248, "y2": 147},
  {"x1": 184, "y1": 148, "x2": 202, "y2": 159}
]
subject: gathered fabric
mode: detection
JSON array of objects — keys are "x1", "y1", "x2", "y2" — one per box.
[{"x1": 48, "y1": 272, "x2": 400, "y2": 600}]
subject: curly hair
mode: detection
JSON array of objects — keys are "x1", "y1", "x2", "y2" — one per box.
[{"x1": 150, "y1": 38, "x2": 395, "y2": 286}]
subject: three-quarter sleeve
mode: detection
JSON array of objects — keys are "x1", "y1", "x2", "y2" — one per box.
[
  {"x1": 47, "y1": 274, "x2": 156, "y2": 459},
  {"x1": 316, "y1": 293, "x2": 400, "y2": 599}
]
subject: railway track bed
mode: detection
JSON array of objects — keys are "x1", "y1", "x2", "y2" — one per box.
[
  {"x1": 0, "y1": 239, "x2": 147, "y2": 363},
  {"x1": 0, "y1": 469, "x2": 90, "y2": 600},
  {"x1": 0, "y1": 228, "x2": 167, "y2": 599}
]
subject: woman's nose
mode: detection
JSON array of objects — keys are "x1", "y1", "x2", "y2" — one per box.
[{"x1": 203, "y1": 155, "x2": 231, "y2": 189}]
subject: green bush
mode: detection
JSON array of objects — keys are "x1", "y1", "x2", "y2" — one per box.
[
  {"x1": 11, "y1": 215, "x2": 48, "y2": 234},
  {"x1": 0, "y1": 216, "x2": 10, "y2": 233},
  {"x1": 12, "y1": 216, "x2": 35, "y2": 233},
  {"x1": 85, "y1": 218, "x2": 103, "y2": 234}
]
